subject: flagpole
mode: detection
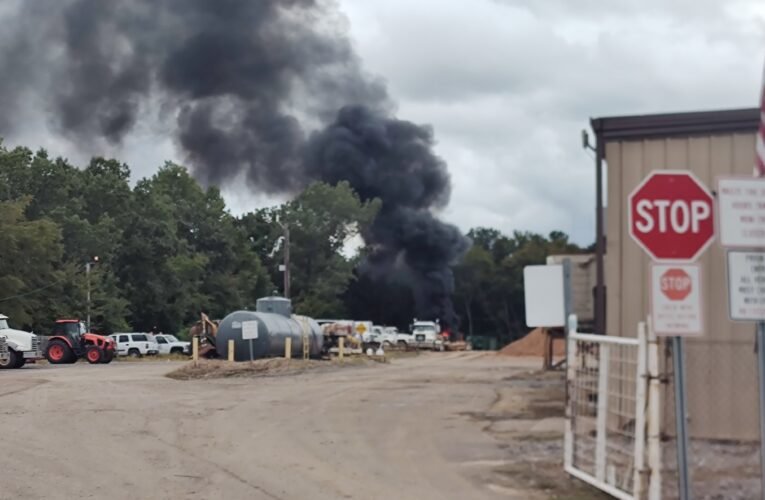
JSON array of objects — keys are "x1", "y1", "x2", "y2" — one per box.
[{"x1": 754, "y1": 56, "x2": 765, "y2": 500}]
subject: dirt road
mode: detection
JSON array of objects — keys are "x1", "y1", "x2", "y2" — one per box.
[{"x1": 0, "y1": 353, "x2": 590, "y2": 500}]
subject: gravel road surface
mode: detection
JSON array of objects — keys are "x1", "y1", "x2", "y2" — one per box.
[{"x1": 1, "y1": 353, "x2": 554, "y2": 500}]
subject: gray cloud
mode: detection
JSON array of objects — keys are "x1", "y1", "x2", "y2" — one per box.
[
  {"x1": 1, "y1": 0, "x2": 763, "y2": 248},
  {"x1": 338, "y1": 0, "x2": 765, "y2": 244}
]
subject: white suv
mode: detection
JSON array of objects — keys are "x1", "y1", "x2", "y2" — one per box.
[
  {"x1": 152, "y1": 334, "x2": 190, "y2": 356},
  {"x1": 111, "y1": 333, "x2": 159, "y2": 357}
]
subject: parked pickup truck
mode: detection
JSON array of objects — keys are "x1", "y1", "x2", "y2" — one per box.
[
  {"x1": 110, "y1": 333, "x2": 159, "y2": 357},
  {"x1": 379, "y1": 327, "x2": 412, "y2": 348},
  {"x1": 0, "y1": 314, "x2": 42, "y2": 369},
  {"x1": 152, "y1": 334, "x2": 190, "y2": 356}
]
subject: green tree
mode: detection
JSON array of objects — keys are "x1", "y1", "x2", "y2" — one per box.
[
  {"x1": 455, "y1": 228, "x2": 586, "y2": 342},
  {"x1": 117, "y1": 164, "x2": 272, "y2": 333},
  {"x1": 239, "y1": 181, "x2": 380, "y2": 318},
  {"x1": 0, "y1": 199, "x2": 65, "y2": 330},
  {"x1": 453, "y1": 245, "x2": 494, "y2": 336}
]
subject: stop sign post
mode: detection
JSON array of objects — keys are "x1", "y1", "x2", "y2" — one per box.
[
  {"x1": 629, "y1": 170, "x2": 716, "y2": 262},
  {"x1": 630, "y1": 171, "x2": 715, "y2": 500}
]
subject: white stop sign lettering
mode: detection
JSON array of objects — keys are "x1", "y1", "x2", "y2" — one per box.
[
  {"x1": 661, "y1": 275, "x2": 691, "y2": 292},
  {"x1": 635, "y1": 199, "x2": 711, "y2": 234}
]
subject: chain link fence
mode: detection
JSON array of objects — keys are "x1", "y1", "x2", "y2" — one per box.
[{"x1": 661, "y1": 337, "x2": 762, "y2": 500}]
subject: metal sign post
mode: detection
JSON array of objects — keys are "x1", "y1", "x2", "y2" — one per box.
[
  {"x1": 672, "y1": 336, "x2": 691, "y2": 500},
  {"x1": 759, "y1": 322, "x2": 765, "y2": 500},
  {"x1": 725, "y1": 249, "x2": 765, "y2": 498},
  {"x1": 719, "y1": 171, "x2": 765, "y2": 500},
  {"x1": 649, "y1": 263, "x2": 700, "y2": 500},
  {"x1": 241, "y1": 320, "x2": 259, "y2": 363}
]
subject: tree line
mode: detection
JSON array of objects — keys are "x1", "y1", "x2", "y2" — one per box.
[{"x1": 0, "y1": 142, "x2": 589, "y2": 342}]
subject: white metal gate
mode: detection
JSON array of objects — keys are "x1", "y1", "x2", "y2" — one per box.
[{"x1": 564, "y1": 317, "x2": 661, "y2": 499}]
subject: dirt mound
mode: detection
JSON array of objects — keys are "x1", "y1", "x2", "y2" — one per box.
[
  {"x1": 166, "y1": 357, "x2": 381, "y2": 380},
  {"x1": 499, "y1": 328, "x2": 565, "y2": 357}
]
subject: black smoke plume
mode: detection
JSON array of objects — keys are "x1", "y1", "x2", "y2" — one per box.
[{"x1": 0, "y1": 0, "x2": 470, "y2": 326}]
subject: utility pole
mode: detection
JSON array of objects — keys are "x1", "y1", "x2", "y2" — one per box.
[
  {"x1": 284, "y1": 225, "x2": 290, "y2": 299},
  {"x1": 276, "y1": 221, "x2": 290, "y2": 299},
  {"x1": 85, "y1": 256, "x2": 99, "y2": 332}
]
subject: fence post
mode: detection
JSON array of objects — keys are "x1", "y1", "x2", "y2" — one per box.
[
  {"x1": 339, "y1": 337, "x2": 344, "y2": 361},
  {"x1": 192, "y1": 336, "x2": 199, "y2": 365},
  {"x1": 646, "y1": 316, "x2": 663, "y2": 500},
  {"x1": 595, "y1": 343, "x2": 610, "y2": 482},
  {"x1": 227, "y1": 339, "x2": 234, "y2": 362},
  {"x1": 564, "y1": 314, "x2": 578, "y2": 471},
  {"x1": 285, "y1": 337, "x2": 292, "y2": 359},
  {"x1": 633, "y1": 322, "x2": 649, "y2": 498}
]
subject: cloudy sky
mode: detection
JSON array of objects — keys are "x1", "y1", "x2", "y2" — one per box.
[{"x1": 3, "y1": 0, "x2": 765, "y2": 245}]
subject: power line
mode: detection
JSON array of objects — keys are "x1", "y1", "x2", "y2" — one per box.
[{"x1": 0, "y1": 276, "x2": 69, "y2": 303}]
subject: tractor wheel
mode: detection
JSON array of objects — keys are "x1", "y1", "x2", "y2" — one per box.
[
  {"x1": 46, "y1": 341, "x2": 74, "y2": 365},
  {"x1": 101, "y1": 350, "x2": 114, "y2": 364},
  {"x1": 0, "y1": 350, "x2": 20, "y2": 369},
  {"x1": 85, "y1": 346, "x2": 103, "y2": 364}
]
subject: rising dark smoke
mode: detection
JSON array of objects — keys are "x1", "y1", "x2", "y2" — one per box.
[{"x1": 0, "y1": 0, "x2": 470, "y2": 327}]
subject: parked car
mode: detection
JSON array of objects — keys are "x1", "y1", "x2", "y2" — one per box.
[
  {"x1": 379, "y1": 327, "x2": 412, "y2": 348},
  {"x1": 110, "y1": 333, "x2": 159, "y2": 357},
  {"x1": 152, "y1": 334, "x2": 190, "y2": 356}
]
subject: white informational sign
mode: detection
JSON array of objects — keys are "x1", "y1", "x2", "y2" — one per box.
[
  {"x1": 651, "y1": 264, "x2": 703, "y2": 337},
  {"x1": 524, "y1": 265, "x2": 565, "y2": 327},
  {"x1": 242, "y1": 320, "x2": 259, "y2": 340},
  {"x1": 727, "y1": 251, "x2": 765, "y2": 321},
  {"x1": 717, "y1": 177, "x2": 765, "y2": 248}
]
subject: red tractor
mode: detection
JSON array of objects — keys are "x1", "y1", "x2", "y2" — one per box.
[{"x1": 45, "y1": 319, "x2": 116, "y2": 364}]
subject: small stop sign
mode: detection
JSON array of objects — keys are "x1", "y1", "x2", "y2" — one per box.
[
  {"x1": 629, "y1": 171, "x2": 715, "y2": 261},
  {"x1": 660, "y1": 268, "x2": 692, "y2": 301}
]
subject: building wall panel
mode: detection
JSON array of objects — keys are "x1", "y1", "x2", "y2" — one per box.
[{"x1": 604, "y1": 129, "x2": 759, "y2": 440}]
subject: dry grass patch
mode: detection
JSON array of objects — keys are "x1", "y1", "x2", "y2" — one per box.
[{"x1": 165, "y1": 356, "x2": 383, "y2": 380}]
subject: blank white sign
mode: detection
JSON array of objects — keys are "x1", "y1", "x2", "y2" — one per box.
[
  {"x1": 242, "y1": 320, "x2": 259, "y2": 340},
  {"x1": 524, "y1": 265, "x2": 565, "y2": 327}
]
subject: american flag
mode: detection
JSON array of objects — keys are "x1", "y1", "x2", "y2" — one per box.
[{"x1": 757, "y1": 58, "x2": 765, "y2": 177}]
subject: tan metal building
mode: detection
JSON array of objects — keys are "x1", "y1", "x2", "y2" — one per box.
[{"x1": 591, "y1": 108, "x2": 761, "y2": 440}]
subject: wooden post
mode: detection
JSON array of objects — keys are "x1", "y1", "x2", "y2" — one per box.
[
  {"x1": 633, "y1": 322, "x2": 648, "y2": 498},
  {"x1": 564, "y1": 315, "x2": 578, "y2": 471},
  {"x1": 192, "y1": 337, "x2": 199, "y2": 364},
  {"x1": 228, "y1": 339, "x2": 235, "y2": 362},
  {"x1": 647, "y1": 317, "x2": 663, "y2": 500},
  {"x1": 285, "y1": 337, "x2": 292, "y2": 359},
  {"x1": 595, "y1": 344, "x2": 610, "y2": 481},
  {"x1": 338, "y1": 337, "x2": 344, "y2": 362}
]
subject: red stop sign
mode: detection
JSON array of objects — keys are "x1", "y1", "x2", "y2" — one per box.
[
  {"x1": 629, "y1": 171, "x2": 715, "y2": 261},
  {"x1": 660, "y1": 268, "x2": 692, "y2": 301}
]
